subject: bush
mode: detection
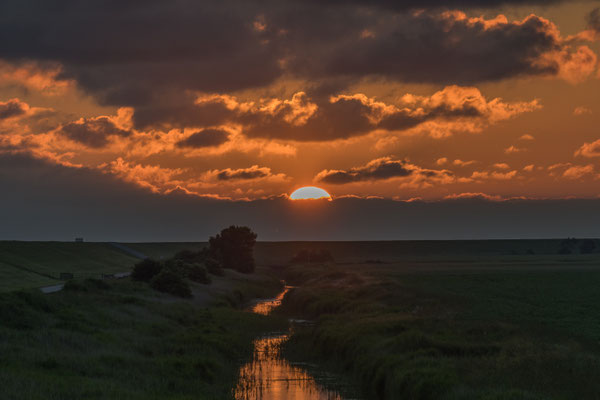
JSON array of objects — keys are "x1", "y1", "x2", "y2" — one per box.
[
  {"x1": 205, "y1": 257, "x2": 224, "y2": 276},
  {"x1": 131, "y1": 258, "x2": 163, "y2": 282},
  {"x1": 173, "y1": 248, "x2": 208, "y2": 264},
  {"x1": 150, "y1": 270, "x2": 192, "y2": 298},
  {"x1": 187, "y1": 263, "x2": 211, "y2": 284},
  {"x1": 163, "y1": 259, "x2": 211, "y2": 284},
  {"x1": 209, "y1": 226, "x2": 257, "y2": 273}
]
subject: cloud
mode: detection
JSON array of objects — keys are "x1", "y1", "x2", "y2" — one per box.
[
  {"x1": 588, "y1": 8, "x2": 600, "y2": 33},
  {"x1": 0, "y1": 60, "x2": 73, "y2": 95},
  {"x1": 470, "y1": 169, "x2": 518, "y2": 181},
  {"x1": 548, "y1": 162, "x2": 596, "y2": 180},
  {"x1": 505, "y1": 145, "x2": 526, "y2": 154},
  {"x1": 302, "y1": 0, "x2": 570, "y2": 11},
  {"x1": 562, "y1": 164, "x2": 595, "y2": 179},
  {"x1": 0, "y1": 99, "x2": 28, "y2": 120},
  {"x1": 58, "y1": 116, "x2": 133, "y2": 148},
  {"x1": 315, "y1": 157, "x2": 453, "y2": 185},
  {"x1": 0, "y1": 2, "x2": 592, "y2": 113},
  {"x1": 175, "y1": 128, "x2": 230, "y2": 148},
  {"x1": 573, "y1": 106, "x2": 592, "y2": 115},
  {"x1": 453, "y1": 159, "x2": 476, "y2": 167},
  {"x1": 575, "y1": 139, "x2": 600, "y2": 158},
  {"x1": 519, "y1": 134, "x2": 535, "y2": 140},
  {"x1": 206, "y1": 165, "x2": 288, "y2": 182},
  {"x1": 436, "y1": 157, "x2": 448, "y2": 166},
  {"x1": 100, "y1": 157, "x2": 186, "y2": 193},
  {"x1": 291, "y1": 11, "x2": 598, "y2": 86},
  {"x1": 444, "y1": 192, "x2": 503, "y2": 201},
  {"x1": 147, "y1": 87, "x2": 539, "y2": 141}
]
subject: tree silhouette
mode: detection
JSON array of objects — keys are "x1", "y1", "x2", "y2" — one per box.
[{"x1": 209, "y1": 226, "x2": 257, "y2": 273}]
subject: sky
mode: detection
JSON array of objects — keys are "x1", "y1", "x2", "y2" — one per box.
[{"x1": 1, "y1": 0, "x2": 600, "y2": 240}]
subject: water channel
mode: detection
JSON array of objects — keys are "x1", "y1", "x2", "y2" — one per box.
[{"x1": 233, "y1": 286, "x2": 360, "y2": 400}]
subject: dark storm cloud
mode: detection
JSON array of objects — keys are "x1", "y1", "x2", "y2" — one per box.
[
  {"x1": 0, "y1": 0, "x2": 284, "y2": 106},
  {"x1": 176, "y1": 129, "x2": 230, "y2": 149},
  {"x1": 298, "y1": 12, "x2": 564, "y2": 84},
  {"x1": 1, "y1": 152, "x2": 600, "y2": 241},
  {"x1": 0, "y1": 0, "x2": 586, "y2": 115},
  {"x1": 59, "y1": 117, "x2": 132, "y2": 148},
  {"x1": 0, "y1": 99, "x2": 27, "y2": 120}
]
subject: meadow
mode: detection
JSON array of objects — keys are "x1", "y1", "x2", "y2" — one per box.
[
  {"x1": 0, "y1": 271, "x2": 285, "y2": 400},
  {"x1": 279, "y1": 240, "x2": 600, "y2": 399},
  {"x1": 2, "y1": 239, "x2": 600, "y2": 399}
]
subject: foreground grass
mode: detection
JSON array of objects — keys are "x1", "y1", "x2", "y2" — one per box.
[
  {"x1": 281, "y1": 261, "x2": 600, "y2": 400},
  {"x1": 0, "y1": 275, "x2": 285, "y2": 400}
]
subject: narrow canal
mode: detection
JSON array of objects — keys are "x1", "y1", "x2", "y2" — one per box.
[{"x1": 233, "y1": 286, "x2": 359, "y2": 400}]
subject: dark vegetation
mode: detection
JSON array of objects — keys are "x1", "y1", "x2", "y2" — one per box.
[
  {"x1": 208, "y1": 226, "x2": 257, "y2": 273},
  {"x1": 131, "y1": 226, "x2": 257, "y2": 297},
  {"x1": 0, "y1": 275, "x2": 285, "y2": 399},
  {"x1": 279, "y1": 250, "x2": 600, "y2": 400}
]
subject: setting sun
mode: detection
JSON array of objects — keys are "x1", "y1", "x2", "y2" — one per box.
[{"x1": 289, "y1": 186, "x2": 332, "y2": 201}]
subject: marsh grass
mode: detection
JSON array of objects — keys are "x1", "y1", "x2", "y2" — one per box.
[
  {"x1": 280, "y1": 260, "x2": 600, "y2": 399},
  {"x1": 0, "y1": 276, "x2": 286, "y2": 399}
]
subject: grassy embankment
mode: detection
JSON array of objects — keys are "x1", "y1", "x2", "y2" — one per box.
[
  {"x1": 0, "y1": 241, "x2": 286, "y2": 399},
  {"x1": 0, "y1": 242, "x2": 140, "y2": 292},
  {"x1": 279, "y1": 241, "x2": 600, "y2": 399}
]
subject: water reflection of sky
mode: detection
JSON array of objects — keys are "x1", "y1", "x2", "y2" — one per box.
[{"x1": 234, "y1": 286, "x2": 347, "y2": 400}]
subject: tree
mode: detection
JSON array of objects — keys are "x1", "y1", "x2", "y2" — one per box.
[
  {"x1": 131, "y1": 259, "x2": 163, "y2": 282},
  {"x1": 150, "y1": 269, "x2": 192, "y2": 298},
  {"x1": 209, "y1": 226, "x2": 257, "y2": 273}
]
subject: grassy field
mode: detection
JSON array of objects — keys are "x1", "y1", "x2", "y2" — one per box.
[
  {"x1": 0, "y1": 267, "x2": 285, "y2": 400},
  {"x1": 279, "y1": 250, "x2": 600, "y2": 399},
  {"x1": 0, "y1": 242, "x2": 142, "y2": 291}
]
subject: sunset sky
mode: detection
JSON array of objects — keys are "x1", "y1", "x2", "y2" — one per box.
[{"x1": 2, "y1": 0, "x2": 600, "y2": 240}]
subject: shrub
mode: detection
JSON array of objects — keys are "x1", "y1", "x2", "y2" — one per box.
[
  {"x1": 187, "y1": 263, "x2": 211, "y2": 284},
  {"x1": 173, "y1": 248, "x2": 208, "y2": 264},
  {"x1": 205, "y1": 257, "x2": 224, "y2": 276},
  {"x1": 163, "y1": 259, "x2": 211, "y2": 284},
  {"x1": 209, "y1": 226, "x2": 257, "y2": 273},
  {"x1": 131, "y1": 258, "x2": 163, "y2": 282},
  {"x1": 150, "y1": 270, "x2": 192, "y2": 298}
]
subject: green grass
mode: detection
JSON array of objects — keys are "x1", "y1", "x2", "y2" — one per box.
[
  {"x1": 0, "y1": 242, "x2": 139, "y2": 290},
  {"x1": 0, "y1": 261, "x2": 58, "y2": 292},
  {"x1": 280, "y1": 258, "x2": 600, "y2": 400},
  {"x1": 0, "y1": 274, "x2": 286, "y2": 400}
]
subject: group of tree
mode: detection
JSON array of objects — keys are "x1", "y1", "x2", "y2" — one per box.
[{"x1": 131, "y1": 225, "x2": 257, "y2": 297}]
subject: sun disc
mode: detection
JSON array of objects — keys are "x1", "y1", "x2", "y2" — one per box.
[{"x1": 289, "y1": 186, "x2": 332, "y2": 200}]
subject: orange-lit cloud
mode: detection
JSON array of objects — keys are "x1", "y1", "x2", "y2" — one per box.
[{"x1": 575, "y1": 139, "x2": 600, "y2": 158}]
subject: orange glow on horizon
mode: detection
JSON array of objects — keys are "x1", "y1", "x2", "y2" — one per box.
[{"x1": 289, "y1": 186, "x2": 332, "y2": 200}]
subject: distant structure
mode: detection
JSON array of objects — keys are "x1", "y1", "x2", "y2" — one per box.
[{"x1": 75, "y1": 237, "x2": 84, "y2": 243}]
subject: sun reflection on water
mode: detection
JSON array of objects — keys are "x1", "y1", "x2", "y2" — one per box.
[{"x1": 234, "y1": 285, "x2": 348, "y2": 400}]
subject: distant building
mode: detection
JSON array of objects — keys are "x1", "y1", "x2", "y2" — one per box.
[{"x1": 75, "y1": 237, "x2": 84, "y2": 242}]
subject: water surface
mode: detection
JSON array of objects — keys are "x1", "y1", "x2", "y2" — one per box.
[{"x1": 234, "y1": 286, "x2": 355, "y2": 400}]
